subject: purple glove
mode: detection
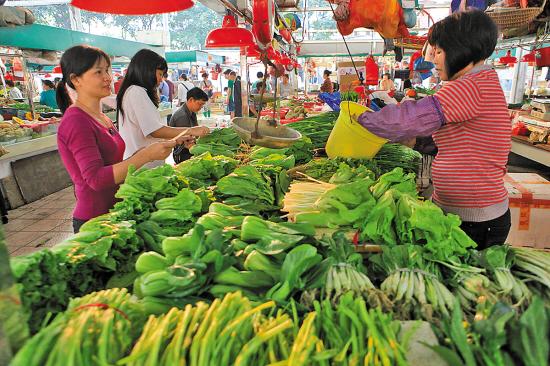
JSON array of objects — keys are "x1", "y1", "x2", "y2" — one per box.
[{"x1": 357, "y1": 96, "x2": 446, "y2": 142}]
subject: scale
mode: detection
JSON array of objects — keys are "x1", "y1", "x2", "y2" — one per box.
[{"x1": 531, "y1": 99, "x2": 550, "y2": 121}]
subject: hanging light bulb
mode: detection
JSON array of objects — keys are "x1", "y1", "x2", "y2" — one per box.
[
  {"x1": 71, "y1": 0, "x2": 193, "y2": 15},
  {"x1": 205, "y1": 15, "x2": 255, "y2": 49}
]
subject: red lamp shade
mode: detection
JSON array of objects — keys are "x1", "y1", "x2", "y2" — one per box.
[
  {"x1": 499, "y1": 50, "x2": 517, "y2": 64},
  {"x1": 71, "y1": 0, "x2": 193, "y2": 15},
  {"x1": 53, "y1": 65, "x2": 62, "y2": 73},
  {"x1": 205, "y1": 15, "x2": 255, "y2": 49},
  {"x1": 242, "y1": 45, "x2": 262, "y2": 58},
  {"x1": 279, "y1": 54, "x2": 292, "y2": 66}
]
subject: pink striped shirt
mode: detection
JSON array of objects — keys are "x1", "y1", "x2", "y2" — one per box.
[{"x1": 432, "y1": 67, "x2": 511, "y2": 221}]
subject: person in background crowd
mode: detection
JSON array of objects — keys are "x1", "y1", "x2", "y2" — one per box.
[
  {"x1": 177, "y1": 74, "x2": 195, "y2": 107},
  {"x1": 169, "y1": 87, "x2": 209, "y2": 163},
  {"x1": 225, "y1": 69, "x2": 236, "y2": 118},
  {"x1": 116, "y1": 49, "x2": 209, "y2": 168},
  {"x1": 5, "y1": 80, "x2": 23, "y2": 99},
  {"x1": 55, "y1": 45, "x2": 176, "y2": 233},
  {"x1": 158, "y1": 73, "x2": 170, "y2": 102},
  {"x1": 54, "y1": 77, "x2": 62, "y2": 89},
  {"x1": 278, "y1": 74, "x2": 293, "y2": 97},
  {"x1": 200, "y1": 72, "x2": 213, "y2": 117},
  {"x1": 164, "y1": 73, "x2": 175, "y2": 102},
  {"x1": 249, "y1": 81, "x2": 265, "y2": 117},
  {"x1": 40, "y1": 79, "x2": 58, "y2": 108},
  {"x1": 320, "y1": 69, "x2": 334, "y2": 93},
  {"x1": 379, "y1": 73, "x2": 396, "y2": 91},
  {"x1": 353, "y1": 10, "x2": 511, "y2": 248},
  {"x1": 233, "y1": 72, "x2": 243, "y2": 118},
  {"x1": 113, "y1": 76, "x2": 124, "y2": 94},
  {"x1": 252, "y1": 71, "x2": 265, "y2": 92}
]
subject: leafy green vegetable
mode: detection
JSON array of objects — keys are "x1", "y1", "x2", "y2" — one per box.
[{"x1": 268, "y1": 244, "x2": 322, "y2": 302}]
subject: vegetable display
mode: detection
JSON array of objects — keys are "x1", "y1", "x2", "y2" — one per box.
[{"x1": 6, "y1": 117, "x2": 550, "y2": 366}]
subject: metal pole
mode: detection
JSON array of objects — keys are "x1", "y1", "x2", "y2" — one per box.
[{"x1": 20, "y1": 57, "x2": 36, "y2": 119}]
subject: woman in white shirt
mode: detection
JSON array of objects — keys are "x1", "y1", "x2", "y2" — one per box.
[{"x1": 117, "y1": 49, "x2": 209, "y2": 166}]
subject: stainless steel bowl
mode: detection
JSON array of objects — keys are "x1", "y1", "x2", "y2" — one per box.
[{"x1": 232, "y1": 117, "x2": 302, "y2": 149}]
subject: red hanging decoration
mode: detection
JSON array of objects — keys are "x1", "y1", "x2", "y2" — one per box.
[{"x1": 364, "y1": 56, "x2": 379, "y2": 86}]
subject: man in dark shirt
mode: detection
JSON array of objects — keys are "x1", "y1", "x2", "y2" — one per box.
[{"x1": 169, "y1": 87, "x2": 209, "y2": 163}]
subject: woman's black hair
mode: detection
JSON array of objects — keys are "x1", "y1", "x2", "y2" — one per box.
[
  {"x1": 323, "y1": 69, "x2": 332, "y2": 77},
  {"x1": 5, "y1": 80, "x2": 14, "y2": 87},
  {"x1": 428, "y1": 9, "x2": 497, "y2": 79},
  {"x1": 116, "y1": 49, "x2": 168, "y2": 122},
  {"x1": 42, "y1": 79, "x2": 55, "y2": 89},
  {"x1": 186, "y1": 87, "x2": 208, "y2": 101},
  {"x1": 201, "y1": 72, "x2": 209, "y2": 78},
  {"x1": 56, "y1": 45, "x2": 110, "y2": 114}
]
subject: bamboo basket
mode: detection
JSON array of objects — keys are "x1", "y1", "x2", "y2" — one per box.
[{"x1": 486, "y1": 0, "x2": 546, "y2": 30}]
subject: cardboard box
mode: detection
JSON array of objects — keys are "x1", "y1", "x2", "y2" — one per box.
[
  {"x1": 337, "y1": 61, "x2": 366, "y2": 92},
  {"x1": 504, "y1": 173, "x2": 550, "y2": 248}
]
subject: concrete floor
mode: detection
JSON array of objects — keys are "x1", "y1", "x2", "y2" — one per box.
[{"x1": 4, "y1": 186, "x2": 76, "y2": 256}]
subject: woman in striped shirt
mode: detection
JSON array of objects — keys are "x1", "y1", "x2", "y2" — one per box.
[{"x1": 355, "y1": 10, "x2": 511, "y2": 248}]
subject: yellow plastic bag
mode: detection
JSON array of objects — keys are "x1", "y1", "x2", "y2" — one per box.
[{"x1": 325, "y1": 101, "x2": 387, "y2": 159}]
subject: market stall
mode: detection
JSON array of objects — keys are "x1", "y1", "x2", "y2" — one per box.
[
  {"x1": 2, "y1": 1, "x2": 550, "y2": 365},
  {"x1": 2, "y1": 110, "x2": 549, "y2": 365}
]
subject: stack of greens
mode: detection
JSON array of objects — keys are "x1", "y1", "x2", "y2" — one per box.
[
  {"x1": 119, "y1": 292, "x2": 293, "y2": 366},
  {"x1": 371, "y1": 245, "x2": 455, "y2": 319},
  {"x1": 112, "y1": 164, "x2": 187, "y2": 222},
  {"x1": 134, "y1": 225, "x2": 234, "y2": 312},
  {"x1": 11, "y1": 288, "x2": 146, "y2": 366},
  {"x1": 175, "y1": 152, "x2": 238, "y2": 188},
  {"x1": 11, "y1": 216, "x2": 143, "y2": 333},
  {"x1": 373, "y1": 143, "x2": 421, "y2": 175},
  {"x1": 189, "y1": 128, "x2": 242, "y2": 157},
  {"x1": 215, "y1": 165, "x2": 283, "y2": 214},
  {"x1": 290, "y1": 112, "x2": 339, "y2": 150},
  {"x1": 433, "y1": 296, "x2": 549, "y2": 366},
  {"x1": 289, "y1": 157, "x2": 381, "y2": 182}
]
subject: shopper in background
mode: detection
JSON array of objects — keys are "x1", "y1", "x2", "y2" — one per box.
[
  {"x1": 158, "y1": 73, "x2": 170, "y2": 102},
  {"x1": 278, "y1": 74, "x2": 293, "y2": 98},
  {"x1": 40, "y1": 79, "x2": 58, "y2": 108},
  {"x1": 5, "y1": 80, "x2": 23, "y2": 99},
  {"x1": 116, "y1": 49, "x2": 209, "y2": 167},
  {"x1": 225, "y1": 69, "x2": 236, "y2": 118},
  {"x1": 252, "y1": 71, "x2": 265, "y2": 92},
  {"x1": 379, "y1": 73, "x2": 396, "y2": 91},
  {"x1": 200, "y1": 72, "x2": 213, "y2": 117},
  {"x1": 169, "y1": 87, "x2": 209, "y2": 163},
  {"x1": 354, "y1": 10, "x2": 511, "y2": 248},
  {"x1": 233, "y1": 72, "x2": 243, "y2": 118},
  {"x1": 55, "y1": 45, "x2": 176, "y2": 233},
  {"x1": 177, "y1": 74, "x2": 194, "y2": 107},
  {"x1": 249, "y1": 81, "x2": 266, "y2": 117},
  {"x1": 164, "y1": 73, "x2": 175, "y2": 102},
  {"x1": 320, "y1": 70, "x2": 334, "y2": 93}
]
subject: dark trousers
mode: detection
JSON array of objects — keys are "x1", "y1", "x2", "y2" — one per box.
[
  {"x1": 73, "y1": 218, "x2": 87, "y2": 233},
  {"x1": 460, "y1": 209, "x2": 511, "y2": 250}
]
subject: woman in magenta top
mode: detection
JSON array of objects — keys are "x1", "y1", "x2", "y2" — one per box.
[{"x1": 56, "y1": 45, "x2": 177, "y2": 233}]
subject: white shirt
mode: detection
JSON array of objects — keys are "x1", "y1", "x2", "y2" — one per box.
[
  {"x1": 278, "y1": 81, "x2": 293, "y2": 98},
  {"x1": 9, "y1": 87, "x2": 23, "y2": 99},
  {"x1": 177, "y1": 81, "x2": 195, "y2": 103},
  {"x1": 118, "y1": 85, "x2": 166, "y2": 167}
]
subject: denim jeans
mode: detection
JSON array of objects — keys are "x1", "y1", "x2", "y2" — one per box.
[{"x1": 460, "y1": 209, "x2": 511, "y2": 250}]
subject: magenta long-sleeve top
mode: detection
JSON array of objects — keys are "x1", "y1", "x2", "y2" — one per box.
[{"x1": 57, "y1": 107, "x2": 125, "y2": 221}]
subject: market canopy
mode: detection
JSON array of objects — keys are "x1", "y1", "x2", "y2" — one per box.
[
  {"x1": 165, "y1": 50, "x2": 225, "y2": 65},
  {"x1": 0, "y1": 24, "x2": 164, "y2": 58}
]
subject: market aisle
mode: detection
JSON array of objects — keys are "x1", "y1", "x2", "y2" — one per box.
[{"x1": 4, "y1": 186, "x2": 75, "y2": 256}]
